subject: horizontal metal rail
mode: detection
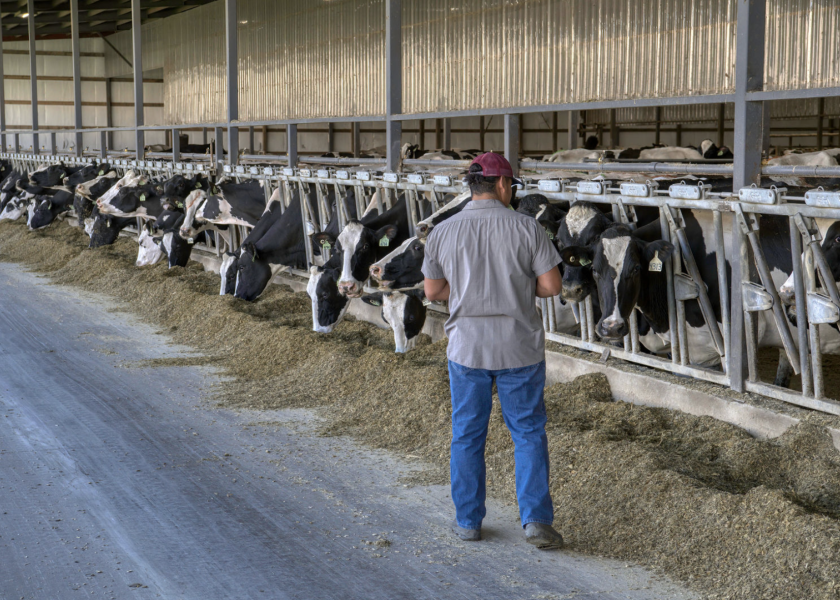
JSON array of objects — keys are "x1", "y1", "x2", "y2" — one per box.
[{"x1": 520, "y1": 160, "x2": 735, "y2": 175}]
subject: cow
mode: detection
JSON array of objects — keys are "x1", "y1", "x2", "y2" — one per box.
[
  {"x1": 306, "y1": 263, "x2": 349, "y2": 334},
  {"x1": 362, "y1": 290, "x2": 427, "y2": 353},
  {"x1": 179, "y1": 178, "x2": 268, "y2": 238},
  {"x1": 638, "y1": 146, "x2": 704, "y2": 161},
  {"x1": 313, "y1": 198, "x2": 411, "y2": 298},
  {"x1": 28, "y1": 190, "x2": 75, "y2": 230},
  {"x1": 765, "y1": 150, "x2": 840, "y2": 188},
  {"x1": 414, "y1": 190, "x2": 471, "y2": 238},
  {"x1": 96, "y1": 181, "x2": 168, "y2": 218},
  {"x1": 162, "y1": 173, "x2": 211, "y2": 201},
  {"x1": 555, "y1": 201, "x2": 615, "y2": 302},
  {"x1": 135, "y1": 209, "x2": 192, "y2": 268},
  {"x1": 74, "y1": 171, "x2": 118, "y2": 227},
  {"x1": 88, "y1": 206, "x2": 136, "y2": 248}
]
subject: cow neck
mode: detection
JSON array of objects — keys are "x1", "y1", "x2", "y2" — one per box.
[{"x1": 636, "y1": 269, "x2": 671, "y2": 333}]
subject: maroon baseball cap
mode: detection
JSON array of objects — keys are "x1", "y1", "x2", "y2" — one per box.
[{"x1": 470, "y1": 152, "x2": 523, "y2": 187}]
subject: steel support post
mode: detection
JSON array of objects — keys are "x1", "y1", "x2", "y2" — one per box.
[
  {"x1": 27, "y1": 1, "x2": 39, "y2": 154},
  {"x1": 730, "y1": 0, "x2": 767, "y2": 393},
  {"x1": 443, "y1": 118, "x2": 451, "y2": 151},
  {"x1": 261, "y1": 125, "x2": 268, "y2": 153},
  {"x1": 172, "y1": 128, "x2": 180, "y2": 162},
  {"x1": 287, "y1": 123, "x2": 298, "y2": 168},
  {"x1": 568, "y1": 111, "x2": 579, "y2": 149},
  {"x1": 655, "y1": 107, "x2": 662, "y2": 144},
  {"x1": 99, "y1": 131, "x2": 107, "y2": 160},
  {"x1": 131, "y1": 0, "x2": 144, "y2": 159},
  {"x1": 717, "y1": 103, "x2": 726, "y2": 147},
  {"x1": 12, "y1": 132, "x2": 19, "y2": 153},
  {"x1": 225, "y1": 0, "x2": 238, "y2": 165},
  {"x1": 817, "y1": 98, "x2": 825, "y2": 150},
  {"x1": 214, "y1": 126, "x2": 224, "y2": 166},
  {"x1": 248, "y1": 126, "x2": 254, "y2": 153},
  {"x1": 327, "y1": 123, "x2": 334, "y2": 152},
  {"x1": 352, "y1": 121, "x2": 360, "y2": 157},
  {"x1": 105, "y1": 78, "x2": 113, "y2": 149},
  {"x1": 0, "y1": 10, "x2": 6, "y2": 152},
  {"x1": 609, "y1": 109, "x2": 618, "y2": 148},
  {"x1": 504, "y1": 114, "x2": 520, "y2": 175},
  {"x1": 384, "y1": 0, "x2": 402, "y2": 172},
  {"x1": 49, "y1": 132, "x2": 56, "y2": 155},
  {"x1": 70, "y1": 0, "x2": 83, "y2": 157}
]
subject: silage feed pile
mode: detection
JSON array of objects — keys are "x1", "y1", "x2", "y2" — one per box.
[{"x1": 3, "y1": 218, "x2": 840, "y2": 600}]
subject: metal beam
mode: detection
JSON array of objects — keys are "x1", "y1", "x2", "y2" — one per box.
[
  {"x1": 104, "y1": 76, "x2": 113, "y2": 149},
  {"x1": 225, "y1": 0, "x2": 238, "y2": 165},
  {"x1": 99, "y1": 130, "x2": 106, "y2": 160},
  {"x1": 70, "y1": 0, "x2": 83, "y2": 157},
  {"x1": 0, "y1": 9, "x2": 5, "y2": 151},
  {"x1": 730, "y1": 0, "x2": 767, "y2": 393},
  {"x1": 327, "y1": 122, "x2": 334, "y2": 153},
  {"x1": 171, "y1": 127, "x2": 180, "y2": 162},
  {"x1": 352, "y1": 121, "x2": 360, "y2": 157},
  {"x1": 384, "y1": 0, "x2": 401, "y2": 172},
  {"x1": 567, "y1": 111, "x2": 579, "y2": 149},
  {"x1": 443, "y1": 118, "x2": 451, "y2": 151},
  {"x1": 504, "y1": 113, "x2": 519, "y2": 175},
  {"x1": 214, "y1": 126, "x2": 223, "y2": 166},
  {"x1": 131, "y1": 0, "x2": 144, "y2": 159},
  {"x1": 287, "y1": 123, "x2": 297, "y2": 168},
  {"x1": 27, "y1": 0, "x2": 38, "y2": 154}
]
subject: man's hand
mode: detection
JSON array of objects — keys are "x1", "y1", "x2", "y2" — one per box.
[
  {"x1": 424, "y1": 277, "x2": 451, "y2": 301},
  {"x1": 536, "y1": 266, "x2": 562, "y2": 298}
]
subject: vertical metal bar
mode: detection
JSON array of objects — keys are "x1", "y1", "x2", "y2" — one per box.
[
  {"x1": 435, "y1": 118, "x2": 442, "y2": 149},
  {"x1": 131, "y1": 0, "x2": 144, "y2": 159},
  {"x1": 225, "y1": 0, "x2": 238, "y2": 165},
  {"x1": 730, "y1": 0, "x2": 766, "y2": 393},
  {"x1": 654, "y1": 107, "x2": 662, "y2": 145},
  {"x1": 504, "y1": 114, "x2": 520, "y2": 176},
  {"x1": 261, "y1": 125, "x2": 268, "y2": 153},
  {"x1": 584, "y1": 295, "x2": 595, "y2": 343},
  {"x1": 172, "y1": 128, "x2": 180, "y2": 163},
  {"x1": 713, "y1": 210, "x2": 730, "y2": 373},
  {"x1": 568, "y1": 111, "x2": 579, "y2": 149},
  {"x1": 817, "y1": 98, "x2": 825, "y2": 150},
  {"x1": 675, "y1": 124, "x2": 682, "y2": 147},
  {"x1": 541, "y1": 298, "x2": 549, "y2": 332},
  {"x1": 717, "y1": 103, "x2": 725, "y2": 147},
  {"x1": 287, "y1": 123, "x2": 298, "y2": 168},
  {"x1": 385, "y1": 0, "x2": 402, "y2": 173},
  {"x1": 214, "y1": 126, "x2": 224, "y2": 166},
  {"x1": 49, "y1": 131, "x2": 55, "y2": 155},
  {"x1": 804, "y1": 249, "x2": 824, "y2": 399},
  {"x1": 418, "y1": 120, "x2": 425, "y2": 151},
  {"x1": 480, "y1": 116, "x2": 486, "y2": 151},
  {"x1": 352, "y1": 121, "x2": 360, "y2": 157},
  {"x1": 609, "y1": 109, "x2": 618, "y2": 148},
  {"x1": 70, "y1": 0, "x2": 83, "y2": 157},
  {"x1": 12, "y1": 132, "x2": 19, "y2": 153},
  {"x1": 203, "y1": 127, "x2": 208, "y2": 145},
  {"x1": 99, "y1": 130, "x2": 107, "y2": 160},
  {"x1": 789, "y1": 217, "x2": 811, "y2": 396},
  {"x1": 443, "y1": 118, "x2": 451, "y2": 151},
  {"x1": 0, "y1": 8, "x2": 6, "y2": 152},
  {"x1": 248, "y1": 126, "x2": 254, "y2": 153},
  {"x1": 327, "y1": 123, "x2": 334, "y2": 153},
  {"x1": 27, "y1": 0, "x2": 38, "y2": 154},
  {"x1": 104, "y1": 77, "x2": 113, "y2": 150},
  {"x1": 659, "y1": 206, "x2": 679, "y2": 364}
]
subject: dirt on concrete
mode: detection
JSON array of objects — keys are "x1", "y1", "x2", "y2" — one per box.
[{"x1": 4, "y1": 218, "x2": 840, "y2": 600}]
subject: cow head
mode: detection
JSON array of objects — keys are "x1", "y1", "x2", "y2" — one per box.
[
  {"x1": 29, "y1": 163, "x2": 67, "y2": 187},
  {"x1": 561, "y1": 227, "x2": 674, "y2": 340},
  {"x1": 219, "y1": 251, "x2": 240, "y2": 295},
  {"x1": 28, "y1": 197, "x2": 63, "y2": 230},
  {"x1": 164, "y1": 174, "x2": 209, "y2": 200},
  {"x1": 64, "y1": 164, "x2": 107, "y2": 188},
  {"x1": 0, "y1": 196, "x2": 30, "y2": 221},
  {"x1": 307, "y1": 266, "x2": 349, "y2": 333},
  {"x1": 233, "y1": 242, "x2": 272, "y2": 301},
  {"x1": 179, "y1": 189, "x2": 207, "y2": 239},
  {"x1": 136, "y1": 223, "x2": 165, "y2": 267},
  {"x1": 323, "y1": 220, "x2": 399, "y2": 297},
  {"x1": 556, "y1": 202, "x2": 613, "y2": 302},
  {"x1": 362, "y1": 290, "x2": 427, "y2": 353},
  {"x1": 89, "y1": 213, "x2": 132, "y2": 248},
  {"x1": 369, "y1": 236, "x2": 425, "y2": 289},
  {"x1": 160, "y1": 231, "x2": 194, "y2": 268}
]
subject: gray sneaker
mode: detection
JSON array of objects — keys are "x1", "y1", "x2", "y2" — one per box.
[
  {"x1": 451, "y1": 521, "x2": 481, "y2": 542},
  {"x1": 524, "y1": 523, "x2": 564, "y2": 549}
]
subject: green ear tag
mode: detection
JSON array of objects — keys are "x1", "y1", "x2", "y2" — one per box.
[
  {"x1": 139, "y1": 194, "x2": 146, "y2": 202},
  {"x1": 546, "y1": 230, "x2": 555, "y2": 240},
  {"x1": 320, "y1": 239, "x2": 331, "y2": 250},
  {"x1": 98, "y1": 170, "x2": 104, "y2": 176},
  {"x1": 196, "y1": 182, "x2": 202, "y2": 189},
  {"x1": 177, "y1": 201, "x2": 184, "y2": 209},
  {"x1": 212, "y1": 187, "x2": 220, "y2": 195},
  {"x1": 578, "y1": 257, "x2": 592, "y2": 267},
  {"x1": 379, "y1": 235, "x2": 390, "y2": 247},
  {"x1": 369, "y1": 299, "x2": 381, "y2": 306},
  {"x1": 422, "y1": 298, "x2": 431, "y2": 306}
]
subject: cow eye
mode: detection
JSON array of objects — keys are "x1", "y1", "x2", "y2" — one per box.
[
  {"x1": 633, "y1": 264, "x2": 641, "y2": 274},
  {"x1": 835, "y1": 235, "x2": 840, "y2": 244},
  {"x1": 407, "y1": 314, "x2": 415, "y2": 322},
  {"x1": 238, "y1": 264, "x2": 246, "y2": 271},
  {"x1": 362, "y1": 243, "x2": 370, "y2": 251}
]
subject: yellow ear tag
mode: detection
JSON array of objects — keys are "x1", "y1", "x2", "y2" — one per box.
[
  {"x1": 99, "y1": 170, "x2": 104, "y2": 176},
  {"x1": 649, "y1": 250, "x2": 663, "y2": 272}
]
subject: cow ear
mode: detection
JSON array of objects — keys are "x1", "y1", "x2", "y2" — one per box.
[
  {"x1": 643, "y1": 240, "x2": 676, "y2": 264},
  {"x1": 312, "y1": 232, "x2": 336, "y2": 248},
  {"x1": 559, "y1": 245, "x2": 594, "y2": 268},
  {"x1": 405, "y1": 288, "x2": 426, "y2": 302},
  {"x1": 374, "y1": 224, "x2": 399, "y2": 241},
  {"x1": 362, "y1": 293, "x2": 385, "y2": 307}
]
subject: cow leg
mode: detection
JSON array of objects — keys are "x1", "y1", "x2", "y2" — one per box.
[{"x1": 774, "y1": 349, "x2": 794, "y2": 389}]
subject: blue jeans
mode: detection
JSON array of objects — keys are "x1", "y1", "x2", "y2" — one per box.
[{"x1": 448, "y1": 359, "x2": 553, "y2": 530}]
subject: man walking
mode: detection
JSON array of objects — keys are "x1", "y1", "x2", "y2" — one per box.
[{"x1": 422, "y1": 152, "x2": 564, "y2": 549}]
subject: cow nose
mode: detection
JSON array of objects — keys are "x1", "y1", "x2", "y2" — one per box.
[
  {"x1": 779, "y1": 286, "x2": 795, "y2": 306},
  {"x1": 370, "y1": 265, "x2": 383, "y2": 280},
  {"x1": 416, "y1": 224, "x2": 429, "y2": 237},
  {"x1": 562, "y1": 283, "x2": 584, "y2": 300},
  {"x1": 598, "y1": 318, "x2": 627, "y2": 339}
]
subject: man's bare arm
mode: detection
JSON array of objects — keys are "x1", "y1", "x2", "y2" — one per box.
[
  {"x1": 536, "y1": 266, "x2": 562, "y2": 298},
  {"x1": 424, "y1": 277, "x2": 451, "y2": 301}
]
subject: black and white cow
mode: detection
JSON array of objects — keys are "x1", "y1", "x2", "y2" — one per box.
[
  {"x1": 88, "y1": 206, "x2": 136, "y2": 248},
  {"x1": 96, "y1": 181, "x2": 166, "y2": 218},
  {"x1": 306, "y1": 263, "x2": 349, "y2": 334},
  {"x1": 162, "y1": 173, "x2": 211, "y2": 201},
  {"x1": 179, "y1": 178, "x2": 268, "y2": 239},
  {"x1": 414, "y1": 190, "x2": 471, "y2": 239},
  {"x1": 135, "y1": 209, "x2": 193, "y2": 268},
  {"x1": 74, "y1": 171, "x2": 118, "y2": 227},
  {"x1": 362, "y1": 289, "x2": 427, "y2": 353},
  {"x1": 28, "y1": 190, "x2": 75, "y2": 230},
  {"x1": 555, "y1": 201, "x2": 615, "y2": 302}
]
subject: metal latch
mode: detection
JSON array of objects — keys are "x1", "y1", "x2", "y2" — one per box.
[
  {"x1": 742, "y1": 282, "x2": 774, "y2": 312},
  {"x1": 807, "y1": 292, "x2": 840, "y2": 324},
  {"x1": 674, "y1": 273, "x2": 700, "y2": 301}
]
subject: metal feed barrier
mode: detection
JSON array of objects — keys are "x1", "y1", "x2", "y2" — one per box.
[{"x1": 6, "y1": 151, "x2": 840, "y2": 416}]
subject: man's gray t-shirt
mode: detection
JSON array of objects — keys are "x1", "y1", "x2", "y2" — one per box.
[{"x1": 421, "y1": 198, "x2": 561, "y2": 370}]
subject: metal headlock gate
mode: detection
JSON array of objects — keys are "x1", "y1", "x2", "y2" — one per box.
[{"x1": 6, "y1": 150, "x2": 840, "y2": 416}]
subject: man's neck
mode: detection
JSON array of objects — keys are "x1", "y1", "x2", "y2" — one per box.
[{"x1": 472, "y1": 193, "x2": 508, "y2": 207}]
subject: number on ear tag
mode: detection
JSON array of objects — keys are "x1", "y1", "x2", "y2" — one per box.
[
  {"x1": 546, "y1": 230, "x2": 555, "y2": 240},
  {"x1": 320, "y1": 239, "x2": 331, "y2": 250},
  {"x1": 139, "y1": 194, "x2": 146, "y2": 202},
  {"x1": 578, "y1": 257, "x2": 592, "y2": 267},
  {"x1": 379, "y1": 236, "x2": 390, "y2": 247},
  {"x1": 649, "y1": 250, "x2": 663, "y2": 272}
]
